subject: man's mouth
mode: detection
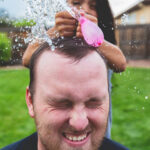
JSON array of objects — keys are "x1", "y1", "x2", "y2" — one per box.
[{"x1": 64, "y1": 133, "x2": 88, "y2": 142}]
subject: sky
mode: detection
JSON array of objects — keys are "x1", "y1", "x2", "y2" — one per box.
[
  {"x1": 0, "y1": 0, "x2": 27, "y2": 18},
  {"x1": 0, "y1": 0, "x2": 143, "y2": 18}
]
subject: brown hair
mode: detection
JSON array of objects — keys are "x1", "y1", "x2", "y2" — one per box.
[{"x1": 96, "y1": 0, "x2": 116, "y2": 44}]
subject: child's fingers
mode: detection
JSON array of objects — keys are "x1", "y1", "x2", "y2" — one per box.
[
  {"x1": 60, "y1": 31, "x2": 75, "y2": 37},
  {"x1": 58, "y1": 25, "x2": 76, "y2": 37},
  {"x1": 55, "y1": 23, "x2": 77, "y2": 37},
  {"x1": 55, "y1": 11, "x2": 74, "y2": 19},
  {"x1": 80, "y1": 12, "x2": 98, "y2": 24},
  {"x1": 58, "y1": 25, "x2": 76, "y2": 32},
  {"x1": 76, "y1": 32, "x2": 83, "y2": 38},
  {"x1": 55, "y1": 18, "x2": 77, "y2": 36},
  {"x1": 75, "y1": 12, "x2": 98, "y2": 38},
  {"x1": 85, "y1": 14, "x2": 98, "y2": 24},
  {"x1": 76, "y1": 24, "x2": 83, "y2": 38},
  {"x1": 76, "y1": 24, "x2": 81, "y2": 33},
  {"x1": 55, "y1": 18, "x2": 77, "y2": 26},
  {"x1": 54, "y1": 11, "x2": 78, "y2": 37},
  {"x1": 47, "y1": 26, "x2": 75, "y2": 38}
]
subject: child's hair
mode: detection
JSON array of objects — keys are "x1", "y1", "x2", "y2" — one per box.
[{"x1": 96, "y1": 0, "x2": 116, "y2": 45}]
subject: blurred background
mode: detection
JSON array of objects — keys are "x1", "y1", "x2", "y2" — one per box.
[
  {"x1": 0, "y1": 0, "x2": 150, "y2": 65},
  {"x1": 0, "y1": 0, "x2": 150, "y2": 150}
]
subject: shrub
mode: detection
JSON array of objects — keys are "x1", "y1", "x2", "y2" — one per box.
[
  {"x1": 0, "y1": 19, "x2": 12, "y2": 27},
  {"x1": 12, "y1": 19, "x2": 36, "y2": 27},
  {"x1": 0, "y1": 33, "x2": 11, "y2": 63}
]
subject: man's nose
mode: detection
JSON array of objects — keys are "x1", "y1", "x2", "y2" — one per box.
[{"x1": 69, "y1": 107, "x2": 89, "y2": 131}]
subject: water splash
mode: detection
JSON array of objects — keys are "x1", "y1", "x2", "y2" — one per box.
[
  {"x1": 24, "y1": 0, "x2": 75, "y2": 45},
  {"x1": 24, "y1": 0, "x2": 104, "y2": 48},
  {"x1": 121, "y1": 14, "x2": 129, "y2": 25}
]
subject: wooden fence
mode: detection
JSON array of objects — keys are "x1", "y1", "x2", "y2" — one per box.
[
  {"x1": 0, "y1": 24, "x2": 150, "y2": 65},
  {"x1": 116, "y1": 24, "x2": 150, "y2": 59}
]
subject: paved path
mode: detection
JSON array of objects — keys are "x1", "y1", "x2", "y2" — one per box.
[
  {"x1": 127, "y1": 60, "x2": 150, "y2": 68},
  {"x1": 0, "y1": 65, "x2": 25, "y2": 70}
]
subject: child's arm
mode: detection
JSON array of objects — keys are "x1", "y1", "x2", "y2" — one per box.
[
  {"x1": 22, "y1": 42, "x2": 39, "y2": 67},
  {"x1": 76, "y1": 13, "x2": 126, "y2": 72},
  {"x1": 98, "y1": 40, "x2": 126, "y2": 72}
]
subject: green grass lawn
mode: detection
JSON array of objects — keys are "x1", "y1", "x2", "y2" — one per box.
[
  {"x1": 111, "y1": 68, "x2": 150, "y2": 150},
  {"x1": 0, "y1": 68, "x2": 35, "y2": 148},
  {"x1": 0, "y1": 67, "x2": 150, "y2": 149}
]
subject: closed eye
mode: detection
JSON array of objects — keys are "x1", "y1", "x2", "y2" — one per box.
[
  {"x1": 85, "y1": 98, "x2": 102, "y2": 109},
  {"x1": 72, "y1": 0, "x2": 81, "y2": 6},
  {"x1": 48, "y1": 99, "x2": 73, "y2": 110}
]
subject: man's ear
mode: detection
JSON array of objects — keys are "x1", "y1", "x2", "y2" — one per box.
[{"x1": 26, "y1": 87, "x2": 35, "y2": 118}]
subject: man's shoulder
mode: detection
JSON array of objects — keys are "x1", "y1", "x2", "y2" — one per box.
[
  {"x1": 100, "y1": 138, "x2": 129, "y2": 150},
  {"x1": 0, "y1": 133, "x2": 37, "y2": 150}
]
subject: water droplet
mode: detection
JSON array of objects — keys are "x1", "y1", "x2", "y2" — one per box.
[
  {"x1": 13, "y1": 45, "x2": 16, "y2": 49},
  {"x1": 121, "y1": 14, "x2": 129, "y2": 25},
  {"x1": 51, "y1": 45, "x2": 55, "y2": 51},
  {"x1": 145, "y1": 96, "x2": 148, "y2": 100},
  {"x1": 59, "y1": 44, "x2": 64, "y2": 48},
  {"x1": 15, "y1": 38, "x2": 18, "y2": 42},
  {"x1": 24, "y1": 0, "x2": 75, "y2": 46},
  {"x1": 142, "y1": 107, "x2": 145, "y2": 110}
]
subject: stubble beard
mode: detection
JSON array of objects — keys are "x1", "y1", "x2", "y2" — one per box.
[
  {"x1": 34, "y1": 110, "x2": 108, "y2": 150},
  {"x1": 35, "y1": 120, "x2": 107, "y2": 150}
]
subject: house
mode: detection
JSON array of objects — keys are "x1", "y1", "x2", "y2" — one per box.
[
  {"x1": 111, "y1": 0, "x2": 150, "y2": 25},
  {"x1": 110, "y1": 0, "x2": 150, "y2": 59}
]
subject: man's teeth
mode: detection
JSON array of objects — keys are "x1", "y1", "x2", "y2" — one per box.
[{"x1": 65, "y1": 134, "x2": 87, "y2": 141}]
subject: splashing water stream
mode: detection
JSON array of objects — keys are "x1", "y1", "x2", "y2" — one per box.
[
  {"x1": 24, "y1": 0, "x2": 75, "y2": 45},
  {"x1": 24, "y1": 0, "x2": 104, "y2": 47}
]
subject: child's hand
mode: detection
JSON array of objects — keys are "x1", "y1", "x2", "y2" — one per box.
[
  {"x1": 47, "y1": 11, "x2": 97, "y2": 39},
  {"x1": 76, "y1": 12, "x2": 98, "y2": 38},
  {"x1": 54, "y1": 11, "x2": 77, "y2": 37}
]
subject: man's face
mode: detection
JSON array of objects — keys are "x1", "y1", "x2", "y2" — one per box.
[{"x1": 27, "y1": 51, "x2": 109, "y2": 150}]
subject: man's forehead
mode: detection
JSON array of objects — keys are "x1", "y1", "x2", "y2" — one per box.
[
  {"x1": 34, "y1": 50, "x2": 107, "y2": 85},
  {"x1": 36, "y1": 49, "x2": 106, "y2": 72},
  {"x1": 34, "y1": 49, "x2": 108, "y2": 100}
]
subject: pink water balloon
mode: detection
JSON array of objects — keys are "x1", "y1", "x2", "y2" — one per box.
[{"x1": 79, "y1": 16, "x2": 104, "y2": 47}]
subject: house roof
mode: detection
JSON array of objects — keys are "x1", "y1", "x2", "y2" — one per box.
[{"x1": 109, "y1": 0, "x2": 144, "y2": 18}]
